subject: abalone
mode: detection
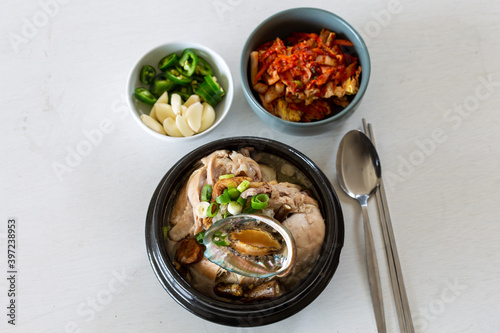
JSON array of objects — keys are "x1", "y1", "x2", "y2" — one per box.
[{"x1": 203, "y1": 214, "x2": 296, "y2": 278}]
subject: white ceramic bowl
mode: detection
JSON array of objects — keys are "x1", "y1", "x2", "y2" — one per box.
[{"x1": 127, "y1": 42, "x2": 234, "y2": 140}]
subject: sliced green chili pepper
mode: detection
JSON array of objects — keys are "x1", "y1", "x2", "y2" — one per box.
[
  {"x1": 177, "y1": 49, "x2": 198, "y2": 77},
  {"x1": 195, "y1": 231, "x2": 205, "y2": 244},
  {"x1": 206, "y1": 202, "x2": 219, "y2": 217},
  {"x1": 195, "y1": 84, "x2": 219, "y2": 107},
  {"x1": 174, "y1": 84, "x2": 193, "y2": 101},
  {"x1": 251, "y1": 193, "x2": 269, "y2": 210},
  {"x1": 163, "y1": 226, "x2": 169, "y2": 239},
  {"x1": 140, "y1": 65, "x2": 156, "y2": 85},
  {"x1": 190, "y1": 79, "x2": 200, "y2": 93},
  {"x1": 192, "y1": 74, "x2": 205, "y2": 83},
  {"x1": 199, "y1": 81, "x2": 221, "y2": 102},
  {"x1": 158, "y1": 53, "x2": 179, "y2": 71},
  {"x1": 134, "y1": 87, "x2": 157, "y2": 105},
  {"x1": 212, "y1": 231, "x2": 230, "y2": 247},
  {"x1": 201, "y1": 184, "x2": 212, "y2": 202},
  {"x1": 203, "y1": 75, "x2": 225, "y2": 98},
  {"x1": 165, "y1": 68, "x2": 192, "y2": 85},
  {"x1": 150, "y1": 73, "x2": 177, "y2": 97},
  {"x1": 215, "y1": 189, "x2": 231, "y2": 205},
  {"x1": 195, "y1": 56, "x2": 213, "y2": 76}
]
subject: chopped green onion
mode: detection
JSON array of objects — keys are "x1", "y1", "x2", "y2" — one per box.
[
  {"x1": 219, "y1": 174, "x2": 235, "y2": 180},
  {"x1": 242, "y1": 205, "x2": 257, "y2": 214},
  {"x1": 195, "y1": 231, "x2": 205, "y2": 244},
  {"x1": 162, "y1": 226, "x2": 169, "y2": 239},
  {"x1": 201, "y1": 184, "x2": 212, "y2": 202},
  {"x1": 227, "y1": 183, "x2": 240, "y2": 200},
  {"x1": 251, "y1": 193, "x2": 269, "y2": 210},
  {"x1": 212, "y1": 231, "x2": 230, "y2": 247},
  {"x1": 223, "y1": 211, "x2": 231, "y2": 218},
  {"x1": 195, "y1": 202, "x2": 210, "y2": 218},
  {"x1": 236, "y1": 180, "x2": 250, "y2": 192},
  {"x1": 206, "y1": 202, "x2": 219, "y2": 217},
  {"x1": 236, "y1": 196, "x2": 247, "y2": 207},
  {"x1": 228, "y1": 201, "x2": 243, "y2": 215},
  {"x1": 215, "y1": 189, "x2": 231, "y2": 204}
]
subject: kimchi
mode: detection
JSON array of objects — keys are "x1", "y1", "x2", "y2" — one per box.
[{"x1": 250, "y1": 29, "x2": 362, "y2": 122}]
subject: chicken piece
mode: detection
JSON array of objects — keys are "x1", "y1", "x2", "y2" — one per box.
[
  {"x1": 190, "y1": 257, "x2": 222, "y2": 281},
  {"x1": 202, "y1": 150, "x2": 262, "y2": 185},
  {"x1": 228, "y1": 151, "x2": 262, "y2": 181},
  {"x1": 186, "y1": 167, "x2": 208, "y2": 235},
  {"x1": 168, "y1": 183, "x2": 195, "y2": 241},
  {"x1": 282, "y1": 203, "x2": 325, "y2": 283},
  {"x1": 202, "y1": 150, "x2": 231, "y2": 185},
  {"x1": 239, "y1": 182, "x2": 274, "y2": 199}
]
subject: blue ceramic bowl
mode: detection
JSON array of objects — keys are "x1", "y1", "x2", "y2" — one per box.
[{"x1": 240, "y1": 8, "x2": 371, "y2": 135}]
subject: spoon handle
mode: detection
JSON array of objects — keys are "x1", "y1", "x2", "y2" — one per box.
[{"x1": 361, "y1": 201, "x2": 386, "y2": 333}]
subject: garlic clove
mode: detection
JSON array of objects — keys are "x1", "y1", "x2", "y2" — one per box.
[
  {"x1": 163, "y1": 117, "x2": 183, "y2": 137},
  {"x1": 185, "y1": 102, "x2": 203, "y2": 132},
  {"x1": 181, "y1": 105, "x2": 188, "y2": 118},
  {"x1": 175, "y1": 115, "x2": 194, "y2": 137},
  {"x1": 199, "y1": 102, "x2": 216, "y2": 132},
  {"x1": 183, "y1": 94, "x2": 200, "y2": 108},
  {"x1": 157, "y1": 91, "x2": 169, "y2": 104},
  {"x1": 149, "y1": 104, "x2": 158, "y2": 121},
  {"x1": 140, "y1": 114, "x2": 166, "y2": 135},
  {"x1": 155, "y1": 103, "x2": 176, "y2": 123},
  {"x1": 171, "y1": 93, "x2": 182, "y2": 115}
]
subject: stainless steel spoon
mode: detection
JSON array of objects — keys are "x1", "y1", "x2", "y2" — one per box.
[{"x1": 337, "y1": 130, "x2": 385, "y2": 332}]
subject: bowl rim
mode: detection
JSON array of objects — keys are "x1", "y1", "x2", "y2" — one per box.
[
  {"x1": 126, "y1": 41, "x2": 234, "y2": 141},
  {"x1": 239, "y1": 7, "x2": 371, "y2": 128},
  {"x1": 145, "y1": 136, "x2": 345, "y2": 326}
]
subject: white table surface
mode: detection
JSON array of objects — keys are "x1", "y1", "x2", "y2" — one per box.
[{"x1": 1, "y1": 0, "x2": 500, "y2": 332}]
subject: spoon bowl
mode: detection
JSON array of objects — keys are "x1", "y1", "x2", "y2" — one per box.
[
  {"x1": 337, "y1": 130, "x2": 381, "y2": 201},
  {"x1": 203, "y1": 214, "x2": 297, "y2": 279},
  {"x1": 336, "y1": 129, "x2": 386, "y2": 332}
]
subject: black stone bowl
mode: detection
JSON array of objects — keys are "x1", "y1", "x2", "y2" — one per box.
[{"x1": 145, "y1": 137, "x2": 344, "y2": 327}]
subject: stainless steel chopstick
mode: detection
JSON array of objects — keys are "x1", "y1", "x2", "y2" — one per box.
[{"x1": 362, "y1": 119, "x2": 415, "y2": 333}]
